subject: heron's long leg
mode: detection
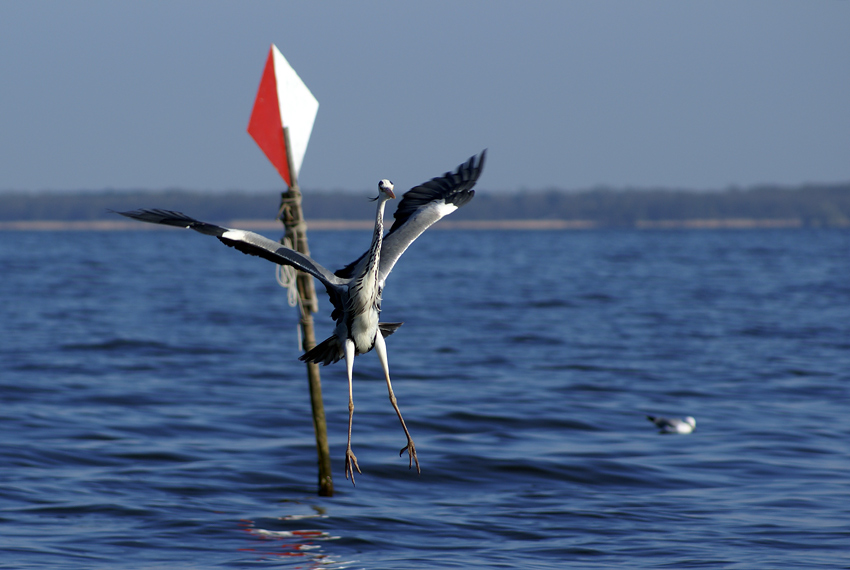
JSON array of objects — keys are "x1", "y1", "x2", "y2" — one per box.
[
  {"x1": 373, "y1": 332, "x2": 420, "y2": 474},
  {"x1": 343, "y1": 339, "x2": 360, "y2": 484}
]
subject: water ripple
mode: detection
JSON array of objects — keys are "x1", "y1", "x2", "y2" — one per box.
[{"x1": 2, "y1": 229, "x2": 849, "y2": 568}]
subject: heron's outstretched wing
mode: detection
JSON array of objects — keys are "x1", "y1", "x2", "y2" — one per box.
[
  {"x1": 116, "y1": 209, "x2": 346, "y2": 289},
  {"x1": 378, "y1": 150, "x2": 485, "y2": 281},
  {"x1": 334, "y1": 150, "x2": 486, "y2": 281}
]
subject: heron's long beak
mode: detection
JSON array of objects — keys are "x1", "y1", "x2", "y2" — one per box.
[{"x1": 370, "y1": 188, "x2": 396, "y2": 201}]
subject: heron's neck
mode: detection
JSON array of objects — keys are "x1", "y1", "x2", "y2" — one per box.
[{"x1": 365, "y1": 197, "x2": 389, "y2": 275}]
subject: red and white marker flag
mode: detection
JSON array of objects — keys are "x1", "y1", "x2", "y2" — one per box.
[{"x1": 247, "y1": 44, "x2": 319, "y2": 188}]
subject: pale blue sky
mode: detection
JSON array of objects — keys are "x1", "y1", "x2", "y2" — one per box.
[{"x1": 1, "y1": 1, "x2": 848, "y2": 192}]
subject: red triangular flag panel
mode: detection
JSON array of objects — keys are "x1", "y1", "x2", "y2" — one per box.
[{"x1": 247, "y1": 45, "x2": 319, "y2": 187}]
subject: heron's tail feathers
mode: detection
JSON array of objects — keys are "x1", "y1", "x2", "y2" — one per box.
[
  {"x1": 299, "y1": 323, "x2": 404, "y2": 366},
  {"x1": 379, "y1": 322, "x2": 404, "y2": 338},
  {"x1": 300, "y1": 336, "x2": 344, "y2": 366}
]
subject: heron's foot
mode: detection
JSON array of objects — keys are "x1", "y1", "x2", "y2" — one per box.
[
  {"x1": 399, "y1": 438, "x2": 420, "y2": 474},
  {"x1": 344, "y1": 447, "x2": 361, "y2": 485}
]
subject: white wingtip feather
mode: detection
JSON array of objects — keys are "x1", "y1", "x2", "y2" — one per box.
[{"x1": 222, "y1": 229, "x2": 247, "y2": 241}]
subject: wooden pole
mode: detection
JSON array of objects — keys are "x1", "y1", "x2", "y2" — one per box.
[{"x1": 279, "y1": 127, "x2": 333, "y2": 497}]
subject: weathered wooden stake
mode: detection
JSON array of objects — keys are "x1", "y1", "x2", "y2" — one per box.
[{"x1": 278, "y1": 126, "x2": 333, "y2": 497}]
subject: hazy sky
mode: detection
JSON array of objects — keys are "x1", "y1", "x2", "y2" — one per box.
[{"x1": 2, "y1": 1, "x2": 848, "y2": 193}]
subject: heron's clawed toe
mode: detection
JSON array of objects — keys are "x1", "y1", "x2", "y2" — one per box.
[
  {"x1": 399, "y1": 439, "x2": 420, "y2": 474},
  {"x1": 345, "y1": 448, "x2": 361, "y2": 485}
]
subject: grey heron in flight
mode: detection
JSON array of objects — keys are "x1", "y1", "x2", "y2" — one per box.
[{"x1": 117, "y1": 150, "x2": 486, "y2": 484}]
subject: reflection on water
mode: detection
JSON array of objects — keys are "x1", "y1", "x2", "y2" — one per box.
[{"x1": 238, "y1": 512, "x2": 345, "y2": 567}]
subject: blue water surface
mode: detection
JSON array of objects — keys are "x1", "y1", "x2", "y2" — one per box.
[{"x1": 1, "y1": 227, "x2": 849, "y2": 569}]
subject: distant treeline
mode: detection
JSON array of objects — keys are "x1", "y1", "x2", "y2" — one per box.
[{"x1": 1, "y1": 184, "x2": 849, "y2": 227}]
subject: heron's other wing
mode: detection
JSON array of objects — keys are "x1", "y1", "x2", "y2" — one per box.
[
  {"x1": 378, "y1": 150, "x2": 485, "y2": 281},
  {"x1": 116, "y1": 209, "x2": 346, "y2": 290},
  {"x1": 331, "y1": 151, "x2": 485, "y2": 281}
]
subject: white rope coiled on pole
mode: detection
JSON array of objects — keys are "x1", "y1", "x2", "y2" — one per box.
[
  {"x1": 275, "y1": 235, "x2": 301, "y2": 308},
  {"x1": 275, "y1": 235, "x2": 304, "y2": 350}
]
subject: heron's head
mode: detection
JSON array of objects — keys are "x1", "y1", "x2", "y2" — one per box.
[{"x1": 372, "y1": 179, "x2": 396, "y2": 201}]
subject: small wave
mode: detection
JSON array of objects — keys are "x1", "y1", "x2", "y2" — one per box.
[
  {"x1": 528, "y1": 299, "x2": 577, "y2": 309},
  {"x1": 61, "y1": 338, "x2": 228, "y2": 356},
  {"x1": 577, "y1": 292, "x2": 616, "y2": 303},
  {"x1": 536, "y1": 363, "x2": 641, "y2": 374},
  {"x1": 62, "y1": 338, "x2": 174, "y2": 352},
  {"x1": 508, "y1": 334, "x2": 564, "y2": 345}
]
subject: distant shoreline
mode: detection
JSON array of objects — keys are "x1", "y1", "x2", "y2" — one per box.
[
  {"x1": 0, "y1": 218, "x2": 812, "y2": 231},
  {"x1": 3, "y1": 185, "x2": 848, "y2": 228}
]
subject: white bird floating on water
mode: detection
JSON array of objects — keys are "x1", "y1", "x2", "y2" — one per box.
[
  {"x1": 117, "y1": 151, "x2": 486, "y2": 484},
  {"x1": 646, "y1": 415, "x2": 696, "y2": 434}
]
